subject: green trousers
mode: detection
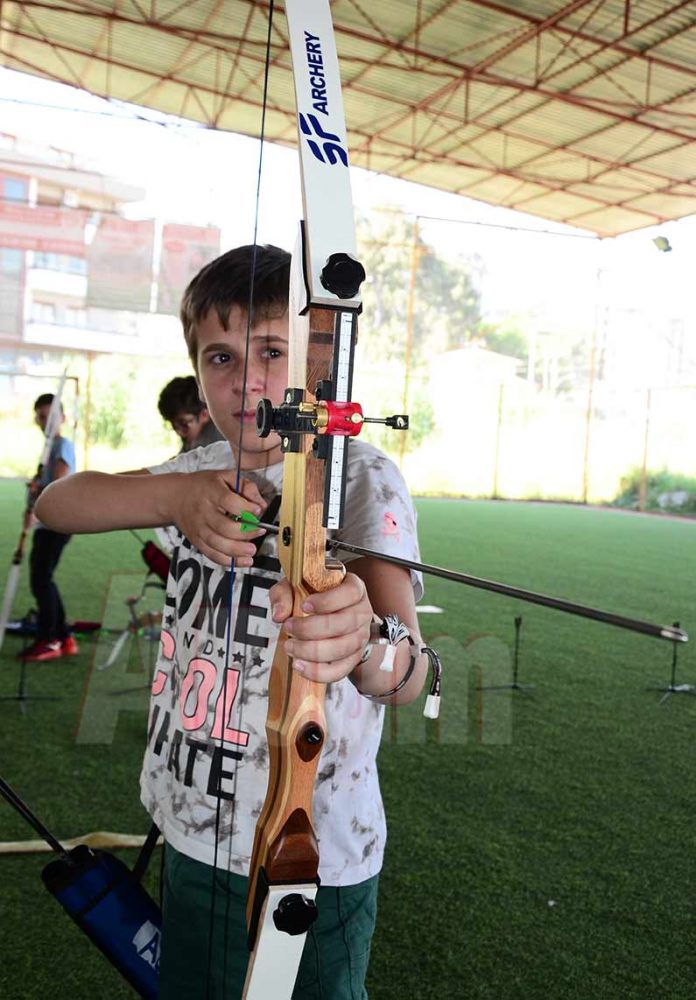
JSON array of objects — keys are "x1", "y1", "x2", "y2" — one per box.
[{"x1": 158, "y1": 844, "x2": 379, "y2": 999}]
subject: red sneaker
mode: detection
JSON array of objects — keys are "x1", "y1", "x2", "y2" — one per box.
[
  {"x1": 61, "y1": 636, "x2": 79, "y2": 656},
  {"x1": 18, "y1": 640, "x2": 62, "y2": 662}
]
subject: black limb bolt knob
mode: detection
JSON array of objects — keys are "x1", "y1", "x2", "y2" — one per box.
[
  {"x1": 320, "y1": 253, "x2": 366, "y2": 299},
  {"x1": 273, "y1": 892, "x2": 319, "y2": 936},
  {"x1": 256, "y1": 398, "x2": 275, "y2": 438}
]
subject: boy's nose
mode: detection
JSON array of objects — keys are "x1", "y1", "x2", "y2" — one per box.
[{"x1": 239, "y1": 363, "x2": 267, "y2": 395}]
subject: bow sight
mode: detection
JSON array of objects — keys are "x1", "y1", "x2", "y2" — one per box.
[{"x1": 256, "y1": 390, "x2": 408, "y2": 453}]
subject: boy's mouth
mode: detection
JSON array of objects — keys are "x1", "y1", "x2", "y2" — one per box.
[{"x1": 233, "y1": 410, "x2": 258, "y2": 422}]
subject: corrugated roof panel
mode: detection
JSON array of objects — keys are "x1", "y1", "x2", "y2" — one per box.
[
  {"x1": 592, "y1": 166, "x2": 664, "y2": 192},
  {"x1": 0, "y1": 0, "x2": 693, "y2": 236},
  {"x1": 652, "y1": 23, "x2": 696, "y2": 66},
  {"x1": 627, "y1": 191, "x2": 696, "y2": 218},
  {"x1": 567, "y1": 179, "x2": 662, "y2": 204},
  {"x1": 637, "y1": 144, "x2": 696, "y2": 181},
  {"x1": 472, "y1": 89, "x2": 545, "y2": 129},
  {"x1": 508, "y1": 187, "x2": 604, "y2": 218},
  {"x1": 511, "y1": 101, "x2": 615, "y2": 147},
  {"x1": 570, "y1": 121, "x2": 678, "y2": 160},
  {"x1": 462, "y1": 174, "x2": 550, "y2": 205},
  {"x1": 418, "y1": 3, "x2": 529, "y2": 62},
  {"x1": 455, "y1": 130, "x2": 556, "y2": 171},
  {"x1": 562, "y1": 0, "x2": 693, "y2": 45},
  {"x1": 569, "y1": 203, "x2": 666, "y2": 236},
  {"x1": 582, "y1": 65, "x2": 695, "y2": 110},
  {"x1": 515, "y1": 152, "x2": 605, "y2": 184},
  {"x1": 406, "y1": 159, "x2": 492, "y2": 193}
]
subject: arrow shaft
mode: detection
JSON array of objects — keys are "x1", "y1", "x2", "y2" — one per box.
[{"x1": 247, "y1": 518, "x2": 687, "y2": 643}]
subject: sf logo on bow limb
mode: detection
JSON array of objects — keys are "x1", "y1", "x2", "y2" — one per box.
[
  {"x1": 298, "y1": 28, "x2": 349, "y2": 167},
  {"x1": 299, "y1": 113, "x2": 348, "y2": 167}
]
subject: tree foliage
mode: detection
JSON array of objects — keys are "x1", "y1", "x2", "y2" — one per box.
[
  {"x1": 356, "y1": 210, "x2": 483, "y2": 364},
  {"x1": 477, "y1": 321, "x2": 529, "y2": 362}
]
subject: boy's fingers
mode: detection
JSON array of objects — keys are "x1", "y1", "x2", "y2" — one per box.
[
  {"x1": 215, "y1": 490, "x2": 264, "y2": 521},
  {"x1": 285, "y1": 605, "x2": 369, "y2": 642},
  {"x1": 195, "y1": 537, "x2": 255, "y2": 568},
  {"x1": 208, "y1": 507, "x2": 265, "y2": 540},
  {"x1": 284, "y1": 631, "x2": 364, "y2": 667},
  {"x1": 193, "y1": 517, "x2": 258, "y2": 562},
  {"x1": 269, "y1": 579, "x2": 293, "y2": 622},
  {"x1": 300, "y1": 573, "x2": 367, "y2": 615},
  {"x1": 290, "y1": 653, "x2": 361, "y2": 684},
  {"x1": 237, "y1": 477, "x2": 267, "y2": 510}
]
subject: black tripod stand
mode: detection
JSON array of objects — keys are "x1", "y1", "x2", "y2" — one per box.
[
  {"x1": 0, "y1": 651, "x2": 61, "y2": 713},
  {"x1": 649, "y1": 620, "x2": 695, "y2": 705},
  {"x1": 478, "y1": 616, "x2": 534, "y2": 693}
]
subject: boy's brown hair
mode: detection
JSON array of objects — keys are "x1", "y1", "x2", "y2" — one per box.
[{"x1": 180, "y1": 244, "x2": 290, "y2": 368}]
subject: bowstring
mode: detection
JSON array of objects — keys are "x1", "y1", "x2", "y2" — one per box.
[{"x1": 207, "y1": 2, "x2": 276, "y2": 996}]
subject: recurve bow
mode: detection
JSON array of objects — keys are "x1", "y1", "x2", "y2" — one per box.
[{"x1": 241, "y1": 0, "x2": 405, "y2": 994}]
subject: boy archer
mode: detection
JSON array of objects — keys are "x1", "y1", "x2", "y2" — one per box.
[{"x1": 37, "y1": 244, "x2": 428, "y2": 999}]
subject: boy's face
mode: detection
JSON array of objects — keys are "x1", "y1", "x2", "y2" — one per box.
[
  {"x1": 34, "y1": 404, "x2": 64, "y2": 433},
  {"x1": 170, "y1": 409, "x2": 209, "y2": 447},
  {"x1": 195, "y1": 305, "x2": 289, "y2": 469}
]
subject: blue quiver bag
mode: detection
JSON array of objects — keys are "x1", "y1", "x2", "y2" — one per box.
[{"x1": 42, "y1": 845, "x2": 161, "y2": 1000}]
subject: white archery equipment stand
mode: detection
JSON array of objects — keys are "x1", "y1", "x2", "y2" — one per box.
[{"x1": 243, "y1": 0, "x2": 361, "y2": 997}]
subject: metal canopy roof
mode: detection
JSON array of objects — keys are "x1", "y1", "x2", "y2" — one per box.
[{"x1": 1, "y1": 1, "x2": 695, "y2": 236}]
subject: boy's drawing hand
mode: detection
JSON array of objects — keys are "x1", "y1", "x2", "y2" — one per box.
[
  {"x1": 172, "y1": 471, "x2": 267, "y2": 567},
  {"x1": 270, "y1": 573, "x2": 373, "y2": 683}
]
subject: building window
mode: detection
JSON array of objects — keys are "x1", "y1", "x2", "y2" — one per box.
[
  {"x1": 3, "y1": 178, "x2": 27, "y2": 203},
  {"x1": 33, "y1": 251, "x2": 87, "y2": 275},
  {"x1": 65, "y1": 306, "x2": 87, "y2": 327},
  {"x1": 32, "y1": 302, "x2": 56, "y2": 323},
  {"x1": 0, "y1": 249, "x2": 23, "y2": 275}
]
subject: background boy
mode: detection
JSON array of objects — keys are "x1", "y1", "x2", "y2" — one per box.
[
  {"x1": 157, "y1": 374, "x2": 225, "y2": 452},
  {"x1": 21, "y1": 394, "x2": 78, "y2": 662},
  {"x1": 37, "y1": 244, "x2": 427, "y2": 999}
]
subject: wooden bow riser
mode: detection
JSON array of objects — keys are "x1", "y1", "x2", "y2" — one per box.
[{"x1": 246, "y1": 304, "x2": 348, "y2": 934}]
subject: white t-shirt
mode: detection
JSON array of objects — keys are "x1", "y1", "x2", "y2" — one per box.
[{"x1": 141, "y1": 439, "x2": 422, "y2": 887}]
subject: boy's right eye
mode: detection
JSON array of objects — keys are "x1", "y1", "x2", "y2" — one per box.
[{"x1": 210, "y1": 352, "x2": 231, "y2": 365}]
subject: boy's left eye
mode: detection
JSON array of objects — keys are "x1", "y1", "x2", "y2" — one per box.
[{"x1": 262, "y1": 347, "x2": 283, "y2": 360}]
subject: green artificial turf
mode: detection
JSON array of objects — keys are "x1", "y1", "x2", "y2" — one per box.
[{"x1": 1, "y1": 481, "x2": 695, "y2": 999}]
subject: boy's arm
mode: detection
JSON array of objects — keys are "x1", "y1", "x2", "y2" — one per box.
[
  {"x1": 35, "y1": 470, "x2": 186, "y2": 533},
  {"x1": 35, "y1": 469, "x2": 267, "y2": 567}
]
